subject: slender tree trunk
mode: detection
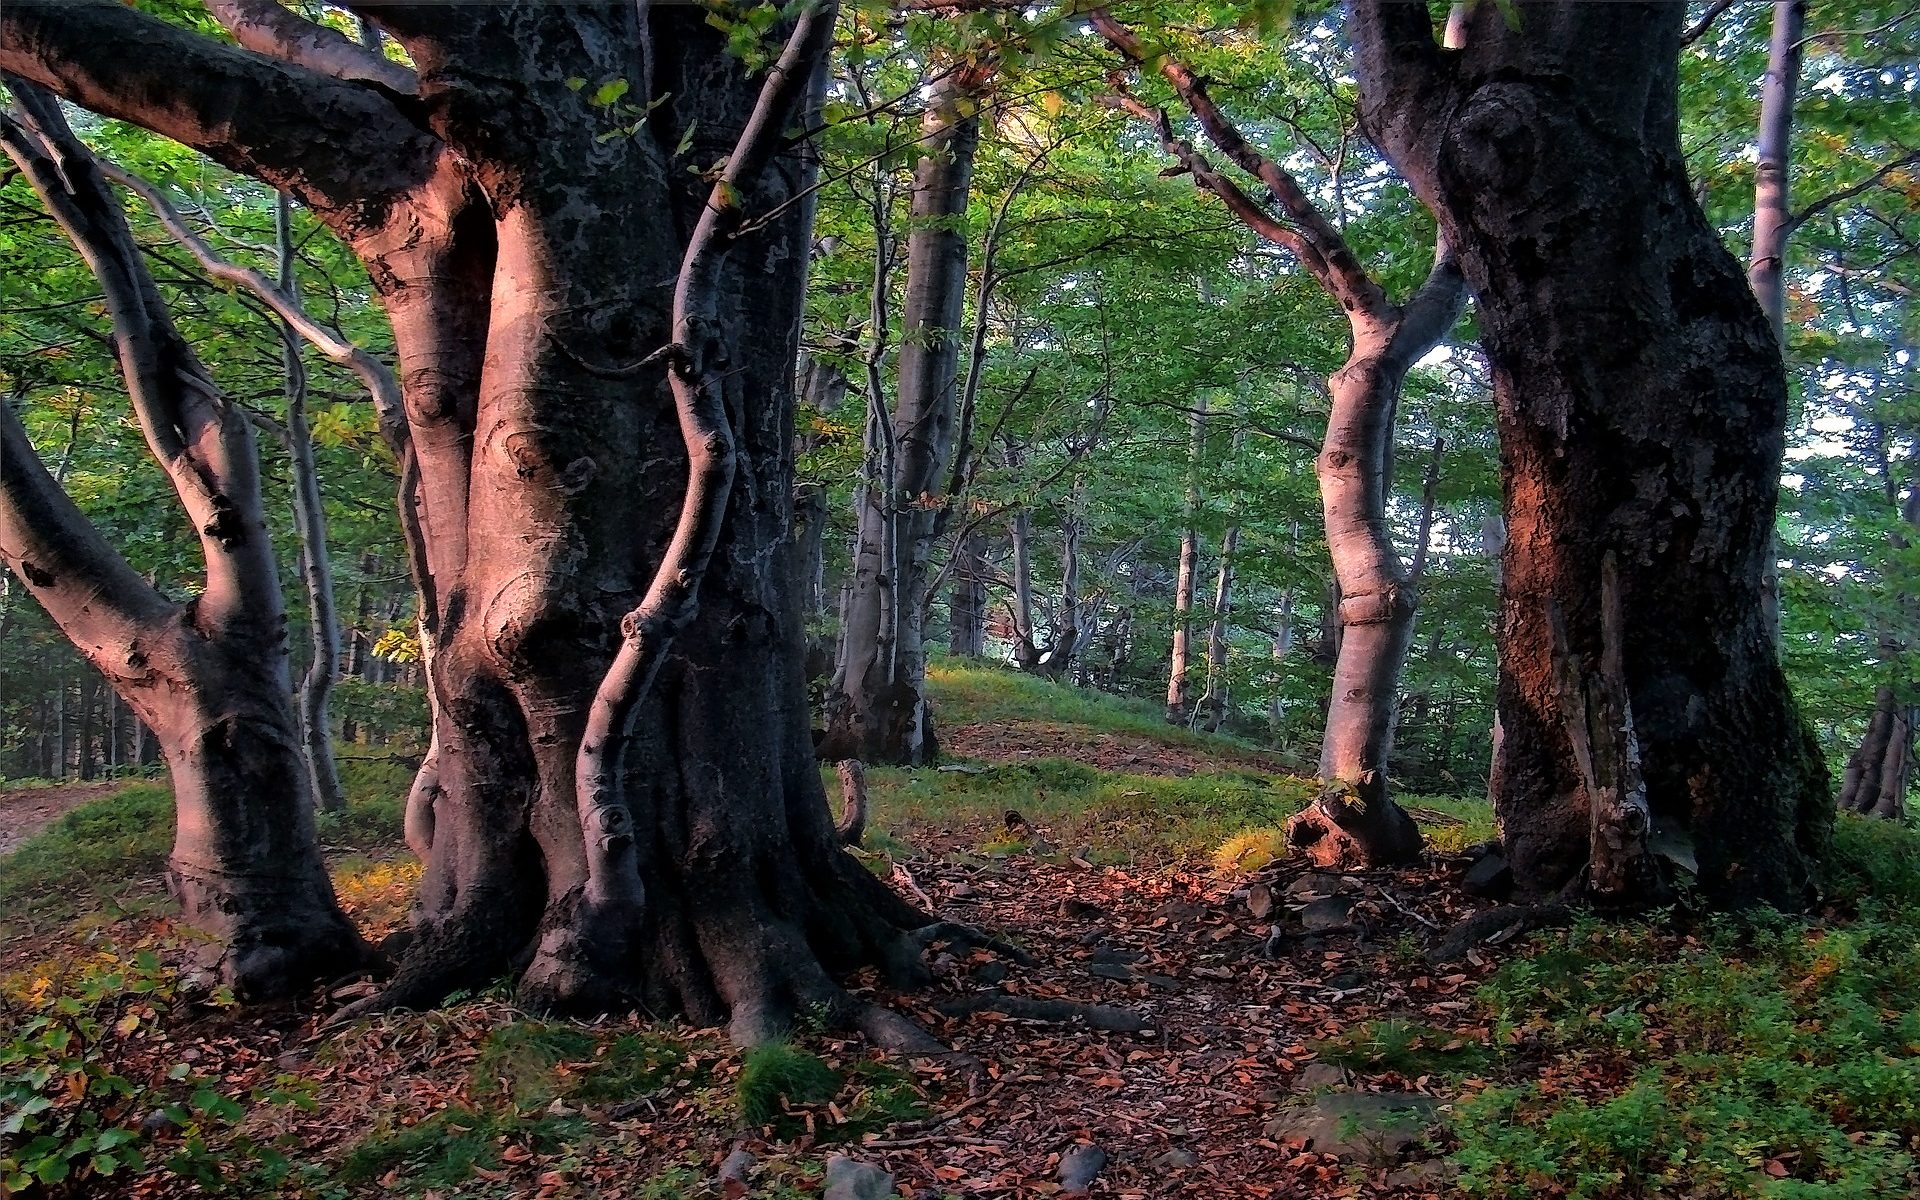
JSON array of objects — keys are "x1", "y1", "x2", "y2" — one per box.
[
  {"x1": 1166, "y1": 395, "x2": 1207, "y2": 723},
  {"x1": 1353, "y1": 0, "x2": 1830, "y2": 908},
  {"x1": 1009, "y1": 504, "x2": 1042, "y2": 670},
  {"x1": 1269, "y1": 591, "x2": 1294, "y2": 742},
  {"x1": 0, "y1": 85, "x2": 363, "y2": 994},
  {"x1": 823, "y1": 64, "x2": 986, "y2": 765},
  {"x1": 793, "y1": 346, "x2": 849, "y2": 679},
  {"x1": 1749, "y1": 0, "x2": 1803, "y2": 346},
  {"x1": 948, "y1": 527, "x2": 987, "y2": 657},
  {"x1": 276, "y1": 192, "x2": 347, "y2": 812},
  {"x1": 1200, "y1": 522, "x2": 1239, "y2": 732}
]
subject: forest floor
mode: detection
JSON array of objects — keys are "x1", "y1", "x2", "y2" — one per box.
[
  {"x1": 3, "y1": 661, "x2": 1918, "y2": 1200},
  {"x1": 0, "y1": 781, "x2": 126, "y2": 856}
]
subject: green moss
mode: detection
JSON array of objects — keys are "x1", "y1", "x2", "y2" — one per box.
[
  {"x1": 572, "y1": 1032, "x2": 694, "y2": 1104},
  {"x1": 735, "y1": 1043, "x2": 840, "y2": 1127},
  {"x1": 471, "y1": 1020, "x2": 597, "y2": 1108}
]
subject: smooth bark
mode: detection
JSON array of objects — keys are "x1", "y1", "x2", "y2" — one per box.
[
  {"x1": 824, "y1": 64, "x2": 988, "y2": 766},
  {"x1": 0, "y1": 83, "x2": 363, "y2": 995},
  {"x1": 1351, "y1": 0, "x2": 1830, "y2": 907},
  {"x1": 1166, "y1": 396, "x2": 1207, "y2": 724},
  {"x1": 1098, "y1": 11, "x2": 1463, "y2": 865}
]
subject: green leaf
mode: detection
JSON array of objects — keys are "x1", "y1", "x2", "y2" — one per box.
[{"x1": 590, "y1": 78, "x2": 630, "y2": 107}]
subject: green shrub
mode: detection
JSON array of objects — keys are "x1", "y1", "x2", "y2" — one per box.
[{"x1": 1, "y1": 946, "x2": 303, "y2": 1195}]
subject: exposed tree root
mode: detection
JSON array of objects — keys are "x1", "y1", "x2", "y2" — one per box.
[
  {"x1": 1427, "y1": 902, "x2": 1572, "y2": 964},
  {"x1": 1284, "y1": 782, "x2": 1423, "y2": 870},
  {"x1": 913, "y1": 920, "x2": 1036, "y2": 966},
  {"x1": 933, "y1": 993, "x2": 1151, "y2": 1033},
  {"x1": 835, "y1": 759, "x2": 869, "y2": 846}
]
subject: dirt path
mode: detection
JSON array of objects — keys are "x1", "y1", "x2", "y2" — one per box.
[{"x1": 0, "y1": 781, "x2": 123, "y2": 856}]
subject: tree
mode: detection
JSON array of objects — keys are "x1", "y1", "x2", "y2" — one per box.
[
  {"x1": 1097, "y1": 9, "x2": 1464, "y2": 866},
  {"x1": 0, "y1": 82, "x2": 364, "y2": 995},
  {"x1": 823, "y1": 60, "x2": 992, "y2": 765},
  {"x1": 1350, "y1": 0, "x2": 1830, "y2": 907},
  {"x1": 1, "y1": 1, "x2": 946, "y2": 1042}
]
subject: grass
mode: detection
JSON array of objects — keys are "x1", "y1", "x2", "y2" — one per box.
[{"x1": 0, "y1": 782, "x2": 174, "y2": 922}]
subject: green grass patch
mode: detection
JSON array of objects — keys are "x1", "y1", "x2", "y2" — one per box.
[
  {"x1": 1450, "y1": 814, "x2": 1920, "y2": 1199},
  {"x1": 1316, "y1": 1018, "x2": 1498, "y2": 1077},
  {"x1": 735, "y1": 1043, "x2": 840, "y2": 1127},
  {"x1": 338, "y1": 1104, "x2": 587, "y2": 1191},
  {"x1": 0, "y1": 782, "x2": 173, "y2": 919}
]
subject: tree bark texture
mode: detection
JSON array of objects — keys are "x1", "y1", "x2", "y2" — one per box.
[
  {"x1": 0, "y1": 83, "x2": 363, "y2": 996},
  {"x1": 1351, "y1": 0, "x2": 1830, "y2": 907},
  {"x1": 1, "y1": 1, "x2": 943, "y2": 1040},
  {"x1": 1839, "y1": 685, "x2": 1911, "y2": 821},
  {"x1": 823, "y1": 64, "x2": 986, "y2": 767},
  {"x1": 947, "y1": 528, "x2": 988, "y2": 657}
]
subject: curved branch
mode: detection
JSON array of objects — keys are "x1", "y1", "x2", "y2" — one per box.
[
  {"x1": 1092, "y1": 8, "x2": 1390, "y2": 319},
  {"x1": 574, "y1": 1, "x2": 839, "y2": 917},
  {"x1": 0, "y1": 0, "x2": 437, "y2": 231},
  {"x1": 206, "y1": 0, "x2": 418, "y2": 95}
]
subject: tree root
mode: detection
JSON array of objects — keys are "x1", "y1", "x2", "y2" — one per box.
[
  {"x1": 835, "y1": 759, "x2": 868, "y2": 846},
  {"x1": 933, "y1": 992, "x2": 1150, "y2": 1032},
  {"x1": 913, "y1": 920, "x2": 1035, "y2": 966},
  {"x1": 1427, "y1": 902, "x2": 1571, "y2": 963}
]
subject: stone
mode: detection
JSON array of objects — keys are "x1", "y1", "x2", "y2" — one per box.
[
  {"x1": 1060, "y1": 897, "x2": 1107, "y2": 920},
  {"x1": 1089, "y1": 962, "x2": 1135, "y2": 982},
  {"x1": 1300, "y1": 895, "x2": 1358, "y2": 934},
  {"x1": 822, "y1": 1155, "x2": 895, "y2": 1200},
  {"x1": 972, "y1": 960, "x2": 1008, "y2": 985},
  {"x1": 1296, "y1": 1060, "x2": 1348, "y2": 1089},
  {"x1": 1154, "y1": 898, "x2": 1207, "y2": 923},
  {"x1": 1461, "y1": 850, "x2": 1514, "y2": 899},
  {"x1": 1058, "y1": 1145, "x2": 1108, "y2": 1194},
  {"x1": 1153, "y1": 1148, "x2": 1200, "y2": 1169},
  {"x1": 1285, "y1": 872, "x2": 1351, "y2": 901},
  {"x1": 717, "y1": 1148, "x2": 756, "y2": 1183},
  {"x1": 1261, "y1": 1092, "x2": 1442, "y2": 1165},
  {"x1": 1386, "y1": 1160, "x2": 1460, "y2": 1191}
]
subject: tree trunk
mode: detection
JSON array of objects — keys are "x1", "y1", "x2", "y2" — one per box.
[
  {"x1": 1839, "y1": 685, "x2": 1910, "y2": 820},
  {"x1": 948, "y1": 528, "x2": 988, "y2": 657},
  {"x1": 1200, "y1": 524, "x2": 1239, "y2": 732},
  {"x1": 1749, "y1": 0, "x2": 1803, "y2": 346},
  {"x1": 1352, "y1": 0, "x2": 1830, "y2": 908},
  {"x1": 276, "y1": 192, "x2": 347, "y2": 813},
  {"x1": 1009, "y1": 504, "x2": 1043, "y2": 671},
  {"x1": 823, "y1": 64, "x2": 985, "y2": 766},
  {"x1": 793, "y1": 346, "x2": 849, "y2": 679},
  {"x1": 0, "y1": 84, "x2": 363, "y2": 995},
  {"x1": 1166, "y1": 396, "x2": 1207, "y2": 723}
]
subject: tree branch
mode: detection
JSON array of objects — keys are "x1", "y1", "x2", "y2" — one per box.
[
  {"x1": 0, "y1": 0, "x2": 438, "y2": 232},
  {"x1": 206, "y1": 0, "x2": 417, "y2": 95},
  {"x1": 1092, "y1": 9, "x2": 1390, "y2": 320},
  {"x1": 1785, "y1": 148, "x2": 1920, "y2": 236}
]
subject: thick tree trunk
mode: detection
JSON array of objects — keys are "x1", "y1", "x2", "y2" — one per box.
[
  {"x1": 276, "y1": 193, "x2": 347, "y2": 813},
  {"x1": 1166, "y1": 397, "x2": 1207, "y2": 723},
  {"x1": 0, "y1": 85, "x2": 363, "y2": 995},
  {"x1": 823, "y1": 65, "x2": 985, "y2": 766},
  {"x1": 1353, "y1": 0, "x2": 1830, "y2": 908}
]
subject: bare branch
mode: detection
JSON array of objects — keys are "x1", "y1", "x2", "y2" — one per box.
[
  {"x1": 1786, "y1": 149, "x2": 1920, "y2": 236},
  {"x1": 205, "y1": 0, "x2": 417, "y2": 95}
]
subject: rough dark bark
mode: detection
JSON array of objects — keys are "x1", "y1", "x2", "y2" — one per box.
[
  {"x1": 4, "y1": 0, "x2": 950, "y2": 1042},
  {"x1": 1350, "y1": 0, "x2": 1830, "y2": 907},
  {"x1": 0, "y1": 82, "x2": 364, "y2": 995},
  {"x1": 824, "y1": 63, "x2": 988, "y2": 766}
]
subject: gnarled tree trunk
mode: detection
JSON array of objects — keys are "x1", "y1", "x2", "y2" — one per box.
[
  {"x1": 1352, "y1": 0, "x2": 1830, "y2": 908},
  {"x1": 0, "y1": 84, "x2": 363, "y2": 997},
  {"x1": 1840, "y1": 685, "x2": 1911, "y2": 820},
  {"x1": 1097, "y1": 10, "x2": 1464, "y2": 865},
  {"x1": 3, "y1": 1, "x2": 939, "y2": 1042},
  {"x1": 823, "y1": 64, "x2": 987, "y2": 765}
]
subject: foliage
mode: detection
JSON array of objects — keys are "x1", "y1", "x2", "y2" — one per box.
[
  {"x1": 735, "y1": 1043, "x2": 842, "y2": 1128},
  {"x1": 0, "y1": 946, "x2": 306, "y2": 1196},
  {"x1": 1451, "y1": 818, "x2": 1920, "y2": 1198}
]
